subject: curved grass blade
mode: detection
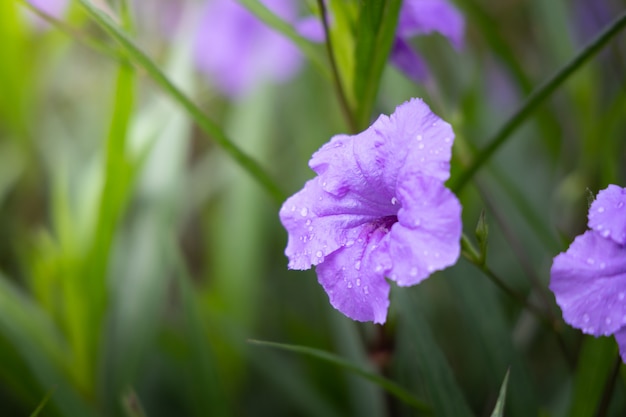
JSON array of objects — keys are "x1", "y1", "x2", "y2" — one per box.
[
  {"x1": 451, "y1": 10, "x2": 626, "y2": 193},
  {"x1": 238, "y1": 0, "x2": 329, "y2": 79},
  {"x1": 490, "y1": 370, "x2": 510, "y2": 417},
  {"x1": 76, "y1": 0, "x2": 286, "y2": 203},
  {"x1": 248, "y1": 339, "x2": 431, "y2": 413},
  {"x1": 29, "y1": 388, "x2": 55, "y2": 417}
]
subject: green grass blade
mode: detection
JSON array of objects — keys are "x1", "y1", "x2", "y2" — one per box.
[
  {"x1": 249, "y1": 339, "x2": 431, "y2": 412},
  {"x1": 394, "y1": 289, "x2": 475, "y2": 417},
  {"x1": 451, "y1": 10, "x2": 626, "y2": 193},
  {"x1": 29, "y1": 388, "x2": 55, "y2": 417},
  {"x1": 490, "y1": 370, "x2": 510, "y2": 417},
  {"x1": 353, "y1": 0, "x2": 401, "y2": 129},
  {"x1": 238, "y1": 0, "x2": 329, "y2": 79},
  {"x1": 75, "y1": 0, "x2": 286, "y2": 203}
]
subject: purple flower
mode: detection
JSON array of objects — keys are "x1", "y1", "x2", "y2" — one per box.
[
  {"x1": 279, "y1": 98, "x2": 462, "y2": 324},
  {"x1": 550, "y1": 185, "x2": 626, "y2": 361},
  {"x1": 194, "y1": 0, "x2": 306, "y2": 98},
  {"x1": 26, "y1": 0, "x2": 68, "y2": 28},
  {"x1": 391, "y1": 0, "x2": 465, "y2": 82}
]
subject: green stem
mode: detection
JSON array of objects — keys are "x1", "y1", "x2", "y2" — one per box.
[
  {"x1": 451, "y1": 10, "x2": 626, "y2": 193},
  {"x1": 317, "y1": 0, "x2": 357, "y2": 133},
  {"x1": 76, "y1": 0, "x2": 286, "y2": 204},
  {"x1": 593, "y1": 353, "x2": 622, "y2": 417}
]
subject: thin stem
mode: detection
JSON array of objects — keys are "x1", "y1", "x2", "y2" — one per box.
[
  {"x1": 594, "y1": 353, "x2": 622, "y2": 417},
  {"x1": 317, "y1": 0, "x2": 358, "y2": 133},
  {"x1": 76, "y1": 0, "x2": 286, "y2": 204},
  {"x1": 452, "y1": 10, "x2": 626, "y2": 193}
]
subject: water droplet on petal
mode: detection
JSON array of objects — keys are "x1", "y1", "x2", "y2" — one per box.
[
  {"x1": 355, "y1": 261, "x2": 361, "y2": 270},
  {"x1": 606, "y1": 317, "x2": 612, "y2": 325},
  {"x1": 305, "y1": 219, "x2": 311, "y2": 226},
  {"x1": 586, "y1": 258, "x2": 595, "y2": 265},
  {"x1": 583, "y1": 314, "x2": 590, "y2": 323},
  {"x1": 363, "y1": 286, "x2": 369, "y2": 294},
  {"x1": 619, "y1": 292, "x2": 624, "y2": 301},
  {"x1": 316, "y1": 250, "x2": 323, "y2": 258},
  {"x1": 300, "y1": 207, "x2": 308, "y2": 217},
  {"x1": 416, "y1": 134, "x2": 423, "y2": 141},
  {"x1": 618, "y1": 202, "x2": 624, "y2": 208},
  {"x1": 418, "y1": 143, "x2": 425, "y2": 150},
  {"x1": 598, "y1": 206, "x2": 605, "y2": 213},
  {"x1": 410, "y1": 267, "x2": 418, "y2": 277},
  {"x1": 427, "y1": 265, "x2": 434, "y2": 272},
  {"x1": 347, "y1": 281, "x2": 353, "y2": 289},
  {"x1": 291, "y1": 205, "x2": 296, "y2": 212},
  {"x1": 356, "y1": 278, "x2": 361, "y2": 287},
  {"x1": 444, "y1": 137, "x2": 451, "y2": 143},
  {"x1": 413, "y1": 219, "x2": 421, "y2": 227},
  {"x1": 375, "y1": 265, "x2": 383, "y2": 272},
  {"x1": 391, "y1": 197, "x2": 398, "y2": 205},
  {"x1": 345, "y1": 240, "x2": 355, "y2": 247},
  {"x1": 602, "y1": 229, "x2": 610, "y2": 238}
]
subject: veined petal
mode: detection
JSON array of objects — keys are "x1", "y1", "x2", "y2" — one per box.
[
  {"x1": 397, "y1": 0, "x2": 465, "y2": 49},
  {"x1": 390, "y1": 38, "x2": 429, "y2": 82},
  {"x1": 354, "y1": 98, "x2": 455, "y2": 187},
  {"x1": 550, "y1": 230, "x2": 626, "y2": 336},
  {"x1": 280, "y1": 178, "x2": 388, "y2": 270},
  {"x1": 316, "y1": 225, "x2": 392, "y2": 324},
  {"x1": 388, "y1": 174, "x2": 462, "y2": 286},
  {"x1": 588, "y1": 184, "x2": 626, "y2": 245}
]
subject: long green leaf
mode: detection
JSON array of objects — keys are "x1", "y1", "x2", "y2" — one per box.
[
  {"x1": 490, "y1": 370, "x2": 510, "y2": 417},
  {"x1": 76, "y1": 0, "x2": 286, "y2": 203},
  {"x1": 249, "y1": 339, "x2": 431, "y2": 412},
  {"x1": 451, "y1": 10, "x2": 626, "y2": 193}
]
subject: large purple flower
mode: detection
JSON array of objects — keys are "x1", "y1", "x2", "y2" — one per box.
[
  {"x1": 391, "y1": 0, "x2": 465, "y2": 82},
  {"x1": 279, "y1": 98, "x2": 462, "y2": 324},
  {"x1": 550, "y1": 185, "x2": 626, "y2": 361},
  {"x1": 194, "y1": 0, "x2": 307, "y2": 98}
]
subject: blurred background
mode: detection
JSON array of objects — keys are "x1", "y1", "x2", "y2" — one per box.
[{"x1": 1, "y1": 0, "x2": 626, "y2": 416}]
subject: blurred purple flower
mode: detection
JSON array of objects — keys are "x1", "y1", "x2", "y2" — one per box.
[
  {"x1": 194, "y1": 0, "x2": 308, "y2": 98},
  {"x1": 26, "y1": 0, "x2": 68, "y2": 27},
  {"x1": 550, "y1": 185, "x2": 626, "y2": 362},
  {"x1": 280, "y1": 98, "x2": 462, "y2": 324},
  {"x1": 392, "y1": 0, "x2": 465, "y2": 81}
]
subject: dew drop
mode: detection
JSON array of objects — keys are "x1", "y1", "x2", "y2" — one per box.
[
  {"x1": 375, "y1": 265, "x2": 383, "y2": 272},
  {"x1": 602, "y1": 229, "x2": 610, "y2": 238},
  {"x1": 318, "y1": 196, "x2": 323, "y2": 201},
  {"x1": 413, "y1": 219, "x2": 421, "y2": 227},
  {"x1": 427, "y1": 265, "x2": 434, "y2": 272},
  {"x1": 355, "y1": 261, "x2": 361, "y2": 270},
  {"x1": 291, "y1": 205, "x2": 296, "y2": 212},
  {"x1": 391, "y1": 197, "x2": 398, "y2": 205},
  {"x1": 598, "y1": 206, "x2": 605, "y2": 213},
  {"x1": 345, "y1": 240, "x2": 355, "y2": 247},
  {"x1": 356, "y1": 278, "x2": 361, "y2": 287},
  {"x1": 618, "y1": 202, "x2": 624, "y2": 208},
  {"x1": 316, "y1": 250, "x2": 323, "y2": 258},
  {"x1": 322, "y1": 181, "x2": 327, "y2": 187},
  {"x1": 300, "y1": 207, "x2": 308, "y2": 217},
  {"x1": 444, "y1": 137, "x2": 451, "y2": 143},
  {"x1": 410, "y1": 267, "x2": 418, "y2": 277},
  {"x1": 619, "y1": 292, "x2": 624, "y2": 301},
  {"x1": 305, "y1": 219, "x2": 311, "y2": 226},
  {"x1": 583, "y1": 313, "x2": 590, "y2": 323},
  {"x1": 606, "y1": 317, "x2": 612, "y2": 325},
  {"x1": 347, "y1": 281, "x2": 353, "y2": 289},
  {"x1": 363, "y1": 286, "x2": 369, "y2": 294},
  {"x1": 586, "y1": 258, "x2": 595, "y2": 265},
  {"x1": 416, "y1": 134, "x2": 423, "y2": 141},
  {"x1": 418, "y1": 143, "x2": 425, "y2": 150},
  {"x1": 308, "y1": 226, "x2": 314, "y2": 232}
]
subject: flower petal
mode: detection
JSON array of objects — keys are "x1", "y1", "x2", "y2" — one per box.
[
  {"x1": 280, "y1": 177, "x2": 390, "y2": 270},
  {"x1": 390, "y1": 38, "x2": 429, "y2": 82},
  {"x1": 397, "y1": 0, "x2": 465, "y2": 49},
  {"x1": 550, "y1": 230, "x2": 626, "y2": 336},
  {"x1": 588, "y1": 184, "x2": 626, "y2": 245},
  {"x1": 388, "y1": 174, "x2": 462, "y2": 286},
  {"x1": 316, "y1": 225, "x2": 392, "y2": 324}
]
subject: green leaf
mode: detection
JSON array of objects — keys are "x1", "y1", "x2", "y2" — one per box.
[
  {"x1": 353, "y1": 0, "x2": 402, "y2": 129},
  {"x1": 490, "y1": 370, "x2": 510, "y2": 417},
  {"x1": 451, "y1": 10, "x2": 626, "y2": 193},
  {"x1": 75, "y1": 0, "x2": 286, "y2": 203},
  {"x1": 249, "y1": 339, "x2": 430, "y2": 412},
  {"x1": 394, "y1": 289, "x2": 474, "y2": 417}
]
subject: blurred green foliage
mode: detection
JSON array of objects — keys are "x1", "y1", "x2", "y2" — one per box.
[{"x1": 1, "y1": 0, "x2": 626, "y2": 416}]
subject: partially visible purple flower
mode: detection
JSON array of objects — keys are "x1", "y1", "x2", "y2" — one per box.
[
  {"x1": 279, "y1": 98, "x2": 462, "y2": 324},
  {"x1": 550, "y1": 185, "x2": 626, "y2": 362},
  {"x1": 391, "y1": 0, "x2": 465, "y2": 82},
  {"x1": 26, "y1": 0, "x2": 68, "y2": 28},
  {"x1": 194, "y1": 0, "x2": 306, "y2": 98}
]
